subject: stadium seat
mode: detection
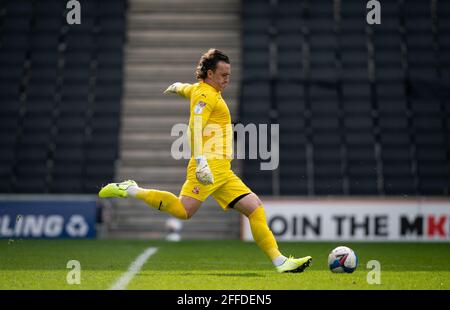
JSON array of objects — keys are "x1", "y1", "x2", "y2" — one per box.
[{"x1": 0, "y1": 0, "x2": 125, "y2": 193}]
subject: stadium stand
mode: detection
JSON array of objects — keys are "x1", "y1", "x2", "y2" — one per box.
[
  {"x1": 0, "y1": 0, "x2": 125, "y2": 193},
  {"x1": 241, "y1": 0, "x2": 450, "y2": 196}
]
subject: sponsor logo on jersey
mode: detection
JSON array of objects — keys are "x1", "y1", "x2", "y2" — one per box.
[{"x1": 194, "y1": 101, "x2": 206, "y2": 114}]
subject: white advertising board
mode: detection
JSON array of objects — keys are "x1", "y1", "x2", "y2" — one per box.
[{"x1": 241, "y1": 199, "x2": 450, "y2": 242}]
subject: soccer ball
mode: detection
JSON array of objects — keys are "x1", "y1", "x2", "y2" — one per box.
[{"x1": 328, "y1": 246, "x2": 358, "y2": 273}]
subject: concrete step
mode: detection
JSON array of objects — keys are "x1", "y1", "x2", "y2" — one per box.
[
  {"x1": 113, "y1": 214, "x2": 230, "y2": 227},
  {"x1": 125, "y1": 47, "x2": 240, "y2": 64},
  {"x1": 119, "y1": 132, "x2": 183, "y2": 148},
  {"x1": 110, "y1": 201, "x2": 227, "y2": 216},
  {"x1": 105, "y1": 230, "x2": 237, "y2": 240},
  {"x1": 119, "y1": 155, "x2": 188, "y2": 170},
  {"x1": 128, "y1": 13, "x2": 240, "y2": 30},
  {"x1": 126, "y1": 30, "x2": 240, "y2": 48},
  {"x1": 121, "y1": 99, "x2": 191, "y2": 116},
  {"x1": 116, "y1": 166, "x2": 185, "y2": 183},
  {"x1": 124, "y1": 82, "x2": 239, "y2": 99},
  {"x1": 122, "y1": 98, "x2": 189, "y2": 109},
  {"x1": 105, "y1": 192, "x2": 224, "y2": 206},
  {"x1": 124, "y1": 64, "x2": 197, "y2": 80},
  {"x1": 109, "y1": 213, "x2": 238, "y2": 228},
  {"x1": 118, "y1": 136, "x2": 190, "y2": 160},
  {"x1": 121, "y1": 115, "x2": 187, "y2": 133},
  {"x1": 120, "y1": 148, "x2": 188, "y2": 168},
  {"x1": 107, "y1": 214, "x2": 238, "y2": 231},
  {"x1": 129, "y1": 0, "x2": 240, "y2": 14},
  {"x1": 119, "y1": 142, "x2": 188, "y2": 158},
  {"x1": 124, "y1": 64, "x2": 241, "y2": 83},
  {"x1": 122, "y1": 98, "x2": 237, "y2": 116},
  {"x1": 118, "y1": 147, "x2": 245, "y2": 169}
]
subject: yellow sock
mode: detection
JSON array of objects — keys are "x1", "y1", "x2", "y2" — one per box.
[
  {"x1": 248, "y1": 206, "x2": 281, "y2": 260},
  {"x1": 136, "y1": 189, "x2": 188, "y2": 220}
]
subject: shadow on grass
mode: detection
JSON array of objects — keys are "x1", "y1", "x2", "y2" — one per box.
[
  {"x1": 205, "y1": 273, "x2": 264, "y2": 277},
  {"x1": 140, "y1": 272, "x2": 265, "y2": 278}
]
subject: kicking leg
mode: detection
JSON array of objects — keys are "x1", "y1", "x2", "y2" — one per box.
[
  {"x1": 98, "y1": 180, "x2": 202, "y2": 220},
  {"x1": 234, "y1": 193, "x2": 312, "y2": 273}
]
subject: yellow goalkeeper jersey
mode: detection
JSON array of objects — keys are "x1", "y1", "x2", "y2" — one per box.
[{"x1": 177, "y1": 81, "x2": 233, "y2": 160}]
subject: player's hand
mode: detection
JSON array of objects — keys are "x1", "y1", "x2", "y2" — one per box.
[
  {"x1": 163, "y1": 82, "x2": 182, "y2": 95},
  {"x1": 195, "y1": 156, "x2": 214, "y2": 185}
]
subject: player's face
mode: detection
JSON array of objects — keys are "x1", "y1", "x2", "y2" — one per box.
[{"x1": 207, "y1": 61, "x2": 230, "y2": 92}]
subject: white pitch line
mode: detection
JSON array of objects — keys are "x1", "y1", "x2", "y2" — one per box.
[{"x1": 109, "y1": 247, "x2": 158, "y2": 290}]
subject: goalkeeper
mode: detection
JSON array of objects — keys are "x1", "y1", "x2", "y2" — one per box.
[{"x1": 99, "y1": 49, "x2": 312, "y2": 273}]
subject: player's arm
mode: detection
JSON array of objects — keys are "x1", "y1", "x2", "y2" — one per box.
[
  {"x1": 163, "y1": 82, "x2": 195, "y2": 99},
  {"x1": 192, "y1": 94, "x2": 216, "y2": 185}
]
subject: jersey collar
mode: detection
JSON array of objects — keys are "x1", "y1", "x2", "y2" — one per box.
[{"x1": 200, "y1": 81, "x2": 220, "y2": 94}]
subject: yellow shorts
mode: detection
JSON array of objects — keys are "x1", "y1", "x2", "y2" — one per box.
[{"x1": 180, "y1": 159, "x2": 252, "y2": 210}]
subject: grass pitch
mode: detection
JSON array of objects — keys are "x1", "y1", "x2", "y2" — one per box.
[{"x1": 0, "y1": 240, "x2": 449, "y2": 290}]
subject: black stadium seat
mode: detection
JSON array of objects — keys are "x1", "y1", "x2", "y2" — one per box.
[
  {"x1": 241, "y1": 0, "x2": 450, "y2": 196},
  {"x1": 0, "y1": 0, "x2": 125, "y2": 193}
]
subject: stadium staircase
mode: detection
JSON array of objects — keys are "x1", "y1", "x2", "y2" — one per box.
[{"x1": 104, "y1": 0, "x2": 243, "y2": 239}]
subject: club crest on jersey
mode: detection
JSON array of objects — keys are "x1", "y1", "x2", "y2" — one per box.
[
  {"x1": 194, "y1": 101, "x2": 206, "y2": 114},
  {"x1": 192, "y1": 186, "x2": 200, "y2": 194}
]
